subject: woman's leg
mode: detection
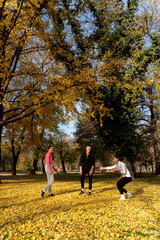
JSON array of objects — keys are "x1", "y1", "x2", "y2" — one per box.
[
  {"x1": 47, "y1": 173, "x2": 54, "y2": 194},
  {"x1": 117, "y1": 177, "x2": 132, "y2": 194},
  {"x1": 44, "y1": 172, "x2": 54, "y2": 194},
  {"x1": 43, "y1": 165, "x2": 54, "y2": 194}
]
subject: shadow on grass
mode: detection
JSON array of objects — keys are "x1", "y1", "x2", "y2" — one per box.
[
  {"x1": 133, "y1": 188, "x2": 144, "y2": 196},
  {"x1": 0, "y1": 172, "x2": 159, "y2": 185},
  {"x1": 0, "y1": 172, "x2": 118, "y2": 184},
  {"x1": 0, "y1": 187, "x2": 81, "y2": 211},
  {"x1": 0, "y1": 197, "x2": 41, "y2": 210},
  {"x1": 0, "y1": 193, "x2": 115, "y2": 228},
  {"x1": 0, "y1": 172, "x2": 46, "y2": 183},
  {"x1": 136, "y1": 173, "x2": 160, "y2": 185},
  {"x1": 94, "y1": 187, "x2": 116, "y2": 194}
]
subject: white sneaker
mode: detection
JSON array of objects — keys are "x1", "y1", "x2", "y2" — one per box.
[
  {"x1": 119, "y1": 195, "x2": 126, "y2": 200},
  {"x1": 127, "y1": 193, "x2": 133, "y2": 198}
]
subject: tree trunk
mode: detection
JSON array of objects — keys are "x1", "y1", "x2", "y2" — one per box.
[
  {"x1": 0, "y1": 120, "x2": 3, "y2": 183},
  {"x1": 11, "y1": 131, "x2": 23, "y2": 175},
  {"x1": 156, "y1": 162, "x2": 160, "y2": 175},
  {"x1": 60, "y1": 150, "x2": 66, "y2": 173},
  {"x1": 31, "y1": 157, "x2": 38, "y2": 174},
  {"x1": 42, "y1": 157, "x2": 45, "y2": 174},
  {"x1": 11, "y1": 138, "x2": 16, "y2": 175},
  {"x1": 11, "y1": 138, "x2": 21, "y2": 175},
  {"x1": 0, "y1": 88, "x2": 3, "y2": 165},
  {"x1": 153, "y1": 141, "x2": 160, "y2": 174},
  {"x1": 3, "y1": 162, "x2": 5, "y2": 172},
  {"x1": 152, "y1": 163, "x2": 154, "y2": 173},
  {"x1": 131, "y1": 162, "x2": 137, "y2": 178},
  {"x1": 0, "y1": 126, "x2": 2, "y2": 183},
  {"x1": 0, "y1": 125, "x2": 2, "y2": 165},
  {"x1": 149, "y1": 93, "x2": 160, "y2": 174},
  {"x1": 12, "y1": 161, "x2": 17, "y2": 175},
  {"x1": 61, "y1": 159, "x2": 66, "y2": 173}
]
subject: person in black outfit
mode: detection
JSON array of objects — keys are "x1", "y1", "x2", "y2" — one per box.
[{"x1": 79, "y1": 145, "x2": 95, "y2": 196}]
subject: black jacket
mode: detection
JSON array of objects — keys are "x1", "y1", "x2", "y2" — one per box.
[{"x1": 79, "y1": 151, "x2": 95, "y2": 171}]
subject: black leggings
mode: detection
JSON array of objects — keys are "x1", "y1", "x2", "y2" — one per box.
[
  {"x1": 117, "y1": 177, "x2": 132, "y2": 194},
  {"x1": 80, "y1": 171, "x2": 93, "y2": 190}
]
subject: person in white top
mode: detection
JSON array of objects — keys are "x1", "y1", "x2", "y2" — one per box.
[{"x1": 100, "y1": 155, "x2": 133, "y2": 200}]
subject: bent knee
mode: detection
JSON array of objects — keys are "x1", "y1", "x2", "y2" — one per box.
[
  {"x1": 50, "y1": 178, "x2": 54, "y2": 183},
  {"x1": 116, "y1": 181, "x2": 120, "y2": 187}
]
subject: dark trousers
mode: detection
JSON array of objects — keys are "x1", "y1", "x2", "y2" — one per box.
[
  {"x1": 80, "y1": 170, "x2": 93, "y2": 190},
  {"x1": 117, "y1": 177, "x2": 132, "y2": 194}
]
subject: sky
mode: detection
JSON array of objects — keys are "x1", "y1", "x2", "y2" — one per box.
[
  {"x1": 59, "y1": 103, "x2": 82, "y2": 137},
  {"x1": 59, "y1": 120, "x2": 76, "y2": 137}
]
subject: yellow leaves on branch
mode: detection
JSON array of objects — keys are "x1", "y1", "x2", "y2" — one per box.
[{"x1": 0, "y1": 0, "x2": 110, "y2": 127}]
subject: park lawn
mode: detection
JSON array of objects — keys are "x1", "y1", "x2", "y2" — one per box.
[{"x1": 0, "y1": 173, "x2": 160, "y2": 240}]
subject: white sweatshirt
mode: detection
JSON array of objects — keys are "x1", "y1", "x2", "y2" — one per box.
[{"x1": 106, "y1": 161, "x2": 131, "y2": 178}]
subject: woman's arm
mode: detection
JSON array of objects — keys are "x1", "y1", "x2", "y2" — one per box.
[
  {"x1": 100, "y1": 165, "x2": 117, "y2": 171},
  {"x1": 52, "y1": 166, "x2": 57, "y2": 172}
]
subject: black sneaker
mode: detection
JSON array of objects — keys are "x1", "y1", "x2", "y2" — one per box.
[
  {"x1": 49, "y1": 193, "x2": 55, "y2": 196},
  {"x1": 41, "y1": 190, "x2": 44, "y2": 197},
  {"x1": 88, "y1": 191, "x2": 91, "y2": 196},
  {"x1": 79, "y1": 190, "x2": 85, "y2": 195}
]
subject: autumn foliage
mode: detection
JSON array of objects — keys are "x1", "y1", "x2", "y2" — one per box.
[{"x1": 0, "y1": 173, "x2": 160, "y2": 239}]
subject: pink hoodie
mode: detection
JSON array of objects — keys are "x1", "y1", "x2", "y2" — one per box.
[{"x1": 45, "y1": 151, "x2": 57, "y2": 174}]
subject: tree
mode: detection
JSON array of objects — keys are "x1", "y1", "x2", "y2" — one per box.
[
  {"x1": 74, "y1": 116, "x2": 97, "y2": 150},
  {"x1": 53, "y1": 131, "x2": 70, "y2": 172},
  {"x1": 10, "y1": 126, "x2": 25, "y2": 175},
  {"x1": 0, "y1": 0, "x2": 50, "y2": 166},
  {"x1": 135, "y1": 138, "x2": 154, "y2": 175},
  {"x1": 74, "y1": 0, "x2": 144, "y2": 177},
  {"x1": 2, "y1": 120, "x2": 27, "y2": 175},
  {"x1": 2, "y1": 101, "x2": 63, "y2": 175},
  {"x1": 0, "y1": 0, "x2": 108, "y2": 169},
  {"x1": 95, "y1": 86, "x2": 143, "y2": 177},
  {"x1": 1, "y1": 140, "x2": 12, "y2": 171},
  {"x1": 74, "y1": 115, "x2": 111, "y2": 165},
  {"x1": 126, "y1": 0, "x2": 160, "y2": 173},
  {"x1": 62, "y1": 141, "x2": 78, "y2": 171},
  {"x1": 84, "y1": 0, "x2": 159, "y2": 176}
]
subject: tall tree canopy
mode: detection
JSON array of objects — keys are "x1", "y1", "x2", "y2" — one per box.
[
  {"x1": 0, "y1": 0, "x2": 108, "y2": 166},
  {"x1": 83, "y1": 0, "x2": 160, "y2": 174}
]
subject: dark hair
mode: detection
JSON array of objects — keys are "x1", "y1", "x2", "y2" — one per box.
[
  {"x1": 46, "y1": 146, "x2": 53, "y2": 153},
  {"x1": 114, "y1": 153, "x2": 120, "y2": 159}
]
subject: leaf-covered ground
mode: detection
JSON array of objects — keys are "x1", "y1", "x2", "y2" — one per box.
[{"x1": 0, "y1": 173, "x2": 160, "y2": 239}]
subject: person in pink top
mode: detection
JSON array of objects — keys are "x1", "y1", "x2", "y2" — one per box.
[{"x1": 41, "y1": 146, "x2": 57, "y2": 197}]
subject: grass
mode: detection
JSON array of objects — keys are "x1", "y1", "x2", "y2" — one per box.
[{"x1": 0, "y1": 172, "x2": 160, "y2": 239}]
